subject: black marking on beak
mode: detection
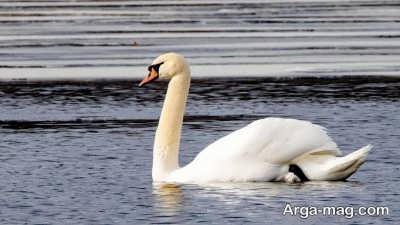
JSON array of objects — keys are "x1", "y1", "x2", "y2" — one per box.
[
  {"x1": 148, "y1": 62, "x2": 164, "y2": 73},
  {"x1": 139, "y1": 62, "x2": 164, "y2": 87}
]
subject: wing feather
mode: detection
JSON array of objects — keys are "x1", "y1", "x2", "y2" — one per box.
[{"x1": 192, "y1": 118, "x2": 341, "y2": 165}]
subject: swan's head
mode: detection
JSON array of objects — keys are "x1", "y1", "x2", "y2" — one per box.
[{"x1": 139, "y1": 52, "x2": 189, "y2": 87}]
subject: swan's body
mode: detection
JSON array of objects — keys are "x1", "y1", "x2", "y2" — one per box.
[{"x1": 139, "y1": 52, "x2": 371, "y2": 184}]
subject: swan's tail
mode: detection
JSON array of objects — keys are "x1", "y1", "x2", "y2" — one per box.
[
  {"x1": 325, "y1": 144, "x2": 372, "y2": 180},
  {"x1": 295, "y1": 144, "x2": 372, "y2": 181}
]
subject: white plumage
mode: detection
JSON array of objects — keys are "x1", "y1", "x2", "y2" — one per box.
[
  {"x1": 167, "y1": 118, "x2": 370, "y2": 183},
  {"x1": 139, "y1": 52, "x2": 372, "y2": 184}
]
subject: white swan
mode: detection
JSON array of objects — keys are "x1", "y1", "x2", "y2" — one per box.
[{"x1": 139, "y1": 52, "x2": 372, "y2": 183}]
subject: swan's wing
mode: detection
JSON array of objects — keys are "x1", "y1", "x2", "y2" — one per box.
[{"x1": 192, "y1": 117, "x2": 341, "y2": 165}]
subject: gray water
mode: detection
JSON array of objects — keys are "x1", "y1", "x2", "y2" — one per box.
[
  {"x1": 1, "y1": 78, "x2": 399, "y2": 224},
  {"x1": 0, "y1": 0, "x2": 400, "y2": 225},
  {"x1": 1, "y1": 0, "x2": 400, "y2": 79}
]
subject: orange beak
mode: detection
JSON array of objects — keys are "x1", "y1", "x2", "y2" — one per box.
[{"x1": 139, "y1": 67, "x2": 159, "y2": 87}]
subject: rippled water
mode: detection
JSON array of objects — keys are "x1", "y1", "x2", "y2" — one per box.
[
  {"x1": 1, "y1": 0, "x2": 400, "y2": 224},
  {"x1": 1, "y1": 78, "x2": 399, "y2": 224},
  {"x1": 1, "y1": 0, "x2": 400, "y2": 80}
]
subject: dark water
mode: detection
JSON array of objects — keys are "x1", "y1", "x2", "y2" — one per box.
[
  {"x1": 0, "y1": 77, "x2": 399, "y2": 224},
  {"x1": 1, "y1": 0, "x2": 400, "y2": 224}
]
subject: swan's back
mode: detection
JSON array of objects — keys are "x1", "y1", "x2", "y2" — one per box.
[{"x1": 194, "y1": 117, "x2": 341, "y2": 164}]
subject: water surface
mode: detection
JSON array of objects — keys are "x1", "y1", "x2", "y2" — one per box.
[
  {"x1": 0, "y1": 77, "x2": 399, "y2": 224},
  {"x1": 0, "y1": 0, "x2": 400, "y2": 80},
  {"x1": 0, "y1": 0, "x2": 399, "y2": 224}
]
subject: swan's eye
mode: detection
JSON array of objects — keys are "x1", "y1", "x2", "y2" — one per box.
[{"x1": 148, "y1": 62, "x2": 164, "y2": 73}]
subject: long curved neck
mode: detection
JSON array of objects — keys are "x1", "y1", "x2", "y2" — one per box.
[{"x1": 153, "y1": 73, "x2": 190, "y2": 181}]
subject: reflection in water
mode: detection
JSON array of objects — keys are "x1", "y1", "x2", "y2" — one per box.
[
  {"x1": 1, "y1": 0, "x2": 399, "y2": 223},
  {"x1": 152, "y1": 181, "x2": 365, "y2": 214},
  {"x1": 0, "y1": 77, "x2": 398, "y2": 224},
  {"x1": 193, "y1": 181, "x2": 365, "y2": 202},
  {"x1": 153, "y1": 183, "x2": 183, "y2": 216}
]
